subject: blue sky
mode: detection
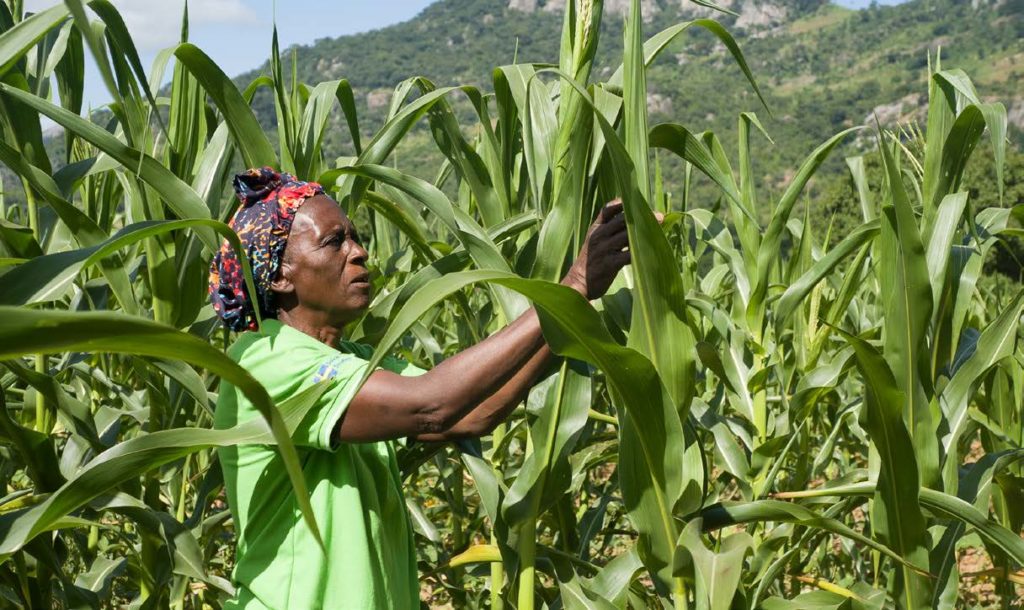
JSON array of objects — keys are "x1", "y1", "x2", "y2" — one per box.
[
  {"x1": 25, "y1": 0, "x2": 906, "y2": 116},
  {"x1": 24, "y1": 0, "x2": 437, "y2": 118}
]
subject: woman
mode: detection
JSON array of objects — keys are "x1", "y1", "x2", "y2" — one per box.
[{"x1": 209, "y1": 167, "x2": 637, "y2": 609}]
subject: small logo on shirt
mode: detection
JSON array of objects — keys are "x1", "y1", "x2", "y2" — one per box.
[{"x1": 312, "y1": 355, "x2": 350, "y2": 383}]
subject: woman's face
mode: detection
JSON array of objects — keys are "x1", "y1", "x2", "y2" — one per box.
[{"x1": 272, "y1": 195, "x2": 371, "y2": 324}]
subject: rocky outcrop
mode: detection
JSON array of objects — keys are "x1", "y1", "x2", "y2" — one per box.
[
  {"x1": 647, "y1": 92, "x2": 673, "y2": 115},
  {"x1": 861, "y1": 93, "x2": 926, "y2": 127},
  {"x1": 1008, "y1": 98, "x2": 1024, "y2": 131},
  {"x1": 734, "y1": 1, "x2": 788, "y2": 29},
  {"x1": 516, "y1": 0, "x2": 657, "y2": 19},
  {"x1": 508, "y1": 0, "x2": 538, "y2": 10},
  {"x1": 314, "y1": 57, "x2": 344, "y2": 78},
  {"x1": 366, "y1": 89, "x2": 392, "y2": 110},
  {"x1": 508, "y1": 0, "x2": 793, "y2": 30}
]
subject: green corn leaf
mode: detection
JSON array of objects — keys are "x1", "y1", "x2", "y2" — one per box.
[
  {"x1": 0, "y1": 3, "x2": 69, "y2": 78},
  {"x1": 0, "y1": 82, "x2": 220, "y2": 252},
  {"x1": 0, "y1": 309, "x2": 332, "y2": 556},
  {"x1": 585, "y1": 547, "x2": 643, "y2": 607},
  {"x1": 674, "y1": 518, "x2": 753, "y2": 610},
  {"x1": 92, "y1": 493, "x2": 207, "y2": 581},
  {"x1": 734, "y1": 112, "x2": 772, "y2": 263},
  {"x1": 833, "y1": 327, "x2": 932, "y2": 609},
  {"x1": 948, "y1": 207, "x2": 1015, "y2": 363},
  {"x1": 192, "y1": 122, "x2": 238, "y2": 221},
  {"x1": 846, "y1": 156, "x2": 874, "y2": 222},
  {"x1": 539, "y1": 68, "x2": 696, "y2": 417},
  {"x1": 747, "y1": 128, "x2": 859, "y2": 336},
  {"x1": 73, "y1": 556, "x2": 124, "y2": 599},
  {"x1": 559, "y1": 578, "x2": 620, "y2": 610},
  {"x1": 877, "y1": 131, "x2": 938, "y2": 490},
  {"x1": 928, "y1": 70, "x2": 1009, "y2": 203},
  {"x1": 622, "y1": 0, "x2": 650, "y2": 201},
  {"x1": 530, "y1": 0, "x2": 601, "y2": 283},
  {"x1": 86, "y1": 0, "x2": 165, "y2": 137},
  {"x1": 0, "y1": 130, "x2": 102, "y2": 247},
  {"x1": 923, "y1": 192, "x2": 968, "y2": 309},
  {"x1": 939, "y1": 290, "x2": 1024, "y2": 491},
  {"x1": 173, "y1": 43, "x2": 277, "y2": 170},
  {"x1": 976, "y1": 102, "x2": 1007, "y2": 205},
  {"x1": 778, "y1": 483, "x2": 1024, "y2": 567},
  {"x1": 926, "y1": 104, "x2": 986, "y2": 213},
  {"x1": 0, "y1": 71, "x2": 51, "y2": 174},
  {"x1": 0, "y1": 388, "x2": 64, "y2": 492},
  {"x1": 361, "y1": 191, "x2": 437, "y2": 263},
  {"x1": 348, "y1": 85, "x2": 462, "y2": 199},
  {"x1": 503, "y1": 361, "x2": 591, "y2": 526},
  {"x1": 292, "y1": 79, "x2": 359, "y2": 180},
  {"x1": 494, "y1": 64, "x2": 557, "y2": 212},
  {"x1": 335, "y1": 79, "x2": 361, "y2": 156},
  {"x1": 648, "y1": 124, "x2": 744, "y2": 214},
  {"x1": 775, "y1": 220, "x2": 880, "y2": 332},
  {"x1": 53, "y1": 22, "x2": 83, "y2": 161},
  {"x1": 0, "y1": 219, "x2": 41, "y2": 257},
  {"x1": 608, "y1": 19, "x2": 766, "y2": 115},
  {"x1": 698, "y1": 499, "x2": 925, "y2": 575},
  {"x1": 921, "y1": 62, "x2": 954, "y2": 211},
  {"x1": 0, "y1": 138, "x2": 138, "y2": 313},
  {"x1": 412, "y1": 78, "x2": 506, "y2": 229},
  {"x1": 0, "y1": 219, "x2": 256, "y2": 310},
  {"x1": 4, "y1": 358, "x2": 101, "y2": 452}
]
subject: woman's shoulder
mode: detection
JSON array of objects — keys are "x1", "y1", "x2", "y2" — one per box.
[
  {"x1": 336, "y1": 339, "x2": 374, "y2": 360},
  {"x1": 336, "y1": 340, "x2": 428, "y2": 377},
  {"x1": 227, "y1": 319, "x2": 336, "y2": 368}
]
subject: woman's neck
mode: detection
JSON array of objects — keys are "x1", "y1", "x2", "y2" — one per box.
[{"x1": 276, "y1": 308, "x2": 344, "y2": 346}]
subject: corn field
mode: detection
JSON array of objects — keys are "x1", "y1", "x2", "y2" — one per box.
[{"x1": 0, "y1": 0, "x2": 1021, "y2": 608}]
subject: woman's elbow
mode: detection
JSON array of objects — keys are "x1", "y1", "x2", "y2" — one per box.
[
  {"x1": 446, "y1": 411, "x2": 504, "y2": 440},
  {"x1": 414, "y1": 395, "x2": 469, "y2": 436},
  {"x1": 420, "y1": 407, "x2": 492, "y2": 441}
]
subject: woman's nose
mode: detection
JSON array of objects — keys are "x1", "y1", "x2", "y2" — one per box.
[{"x1": 349, "y1": 241, "x2": 368, "y2": 265}]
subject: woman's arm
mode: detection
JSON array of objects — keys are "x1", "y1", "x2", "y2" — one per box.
[
  {"x1": 335, "y1": 201, "x2": 633, "y2": 443},
  {"x1": 411, "y1": 319, "x2": 556, "y2": 442}
]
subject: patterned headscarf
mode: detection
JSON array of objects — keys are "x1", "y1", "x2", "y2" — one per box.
[{"x1": 208, "y1": 167, "x2": 325, "y2": 331}]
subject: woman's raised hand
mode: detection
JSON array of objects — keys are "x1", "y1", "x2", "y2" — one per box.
[{"x1": 560, "y1": 200, "x2": 663, "y2": 300}]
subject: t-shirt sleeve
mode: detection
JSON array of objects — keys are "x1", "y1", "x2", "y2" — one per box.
[
  {"x1": 290, "y1": 352, "x2": 372, "y2": 451},
  {"x1": 292, "y1": 345, "x2": 429, "y2": 451}
]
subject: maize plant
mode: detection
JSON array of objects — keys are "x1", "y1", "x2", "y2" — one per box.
[{"x1": 0, "y1": 0, "x2": 1021, "y2": 608}]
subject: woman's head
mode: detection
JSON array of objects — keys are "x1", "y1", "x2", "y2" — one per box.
[
  {"x1": 208, "y1": 167, "x2": 370, "y2": 332},
  {"x1": 270, "y1": 194, "x2": 371, "y2": 326}
]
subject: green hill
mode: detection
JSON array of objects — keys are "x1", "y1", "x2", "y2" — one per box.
[
  {"x1": 237, "y1": 0, "x2": 1021, "y2": 190},
  {"x1": 4, "y1": 0, "x2": 1021, "y2": 245}
]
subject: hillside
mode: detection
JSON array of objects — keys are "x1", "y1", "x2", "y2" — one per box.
[
  {"x1": 2, "y1": 0, "x2": 1020, "y2": 234},
  {"x1": 237, "y1": 0, "x2": 1022, "y2": 196}
]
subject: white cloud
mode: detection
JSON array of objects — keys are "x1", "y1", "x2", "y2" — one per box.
[{"x1": 24, "y1": 0, "x2": 260, "y2": 51}]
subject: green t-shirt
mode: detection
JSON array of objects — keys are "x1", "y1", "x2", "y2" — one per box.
[{"x1": 214, "y1": 318, "x2": 427, "y2": 610}]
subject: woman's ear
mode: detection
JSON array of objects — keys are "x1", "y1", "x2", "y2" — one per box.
[{"x1": 270, "y1": 262, "x2": 296, "y2": 295}]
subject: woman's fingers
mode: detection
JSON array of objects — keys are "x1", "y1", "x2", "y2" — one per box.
[
  {"x1": 610, "y1": 249, "x2": 631, "y2": 267},
  {"x1": 592, "y1": 208, "x2": 627, "y2": 238},
  {"x1": 603, "y1": 228, "x2": 629, "y2": 252},
  {"x1": 598, "y1": 199, "x2": 624, "y2": 224},
  {"x1": 590, "y1": 201, "x2": 665, "y2": 259}
]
